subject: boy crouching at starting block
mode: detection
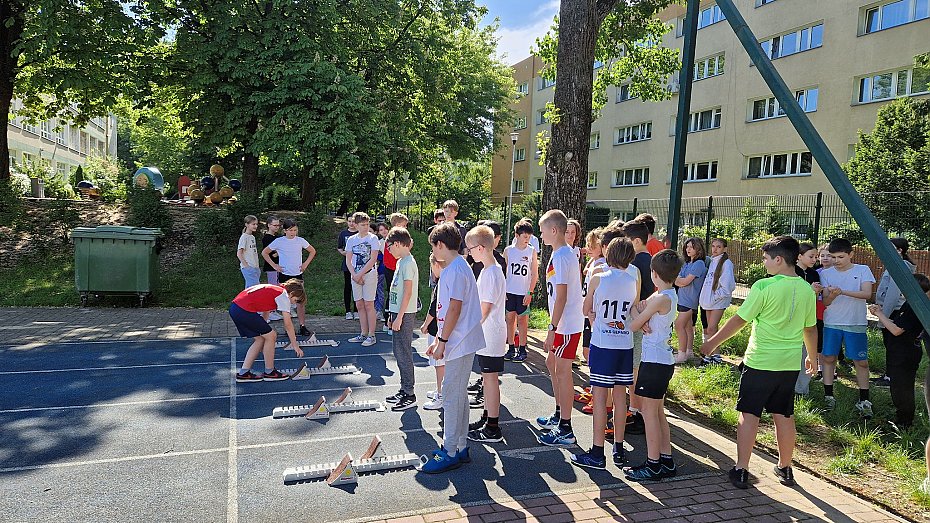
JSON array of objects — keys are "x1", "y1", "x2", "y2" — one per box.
[{"x1": 230, "y1": 279, "x2": 307, "y2": 382}]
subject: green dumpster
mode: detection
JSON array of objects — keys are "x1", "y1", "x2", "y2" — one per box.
[{"x1": 72, "y1": 226, "x2": 163, "y2": 306}]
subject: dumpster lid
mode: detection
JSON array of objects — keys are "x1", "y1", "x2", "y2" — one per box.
[{"x1": 71, "y1": 225, "x2": 164, "y2": 239}]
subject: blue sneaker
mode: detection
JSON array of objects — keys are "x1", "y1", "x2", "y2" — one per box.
[
  {"x1": 623, "y1": 462, "x2": 665, "y2": 481},
  {"x1": 503, "y1": 346, "x2": 516, "y2": 361},
  {"x1": 537, "y1": 426, "x2": 576, "y2": 446},
  {"x1": 570, "y1": 450, "x2": 606, "y2": 470},
  {"x1": 456, "y1": 447, "x2": 471, "y2": 463},
  {"x1": 417, "y1": 447, "x2": 461, "y2": 474},
  {"x1": 536, "y1": 413, "x2": 559, "y2": 429}
]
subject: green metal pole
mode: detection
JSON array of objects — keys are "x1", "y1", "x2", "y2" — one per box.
[
  {"x1": 667, "y1": 0, "x2": 700, "y2": 250},
  {"x1": 714, "y1": 0, "x2": 930, "y2": 328}
]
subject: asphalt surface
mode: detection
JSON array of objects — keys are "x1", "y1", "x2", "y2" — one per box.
[{"x1": 0, "y1": 333, "x2": 719, "y2": 522}]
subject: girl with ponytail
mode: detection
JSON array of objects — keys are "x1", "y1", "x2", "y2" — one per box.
[{"x1": 698, "y1": 238, "x2": 735, "y2": 366}]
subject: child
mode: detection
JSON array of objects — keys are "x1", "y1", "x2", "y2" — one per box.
[
  {"x1": 623, "y1": 249, "x2": 684, "y2": 480},
  {"x1": 503, "y1": 220, "x2": 539, "y2": 363},
  {"x1": 812, "y1": 244, "x2": 834, "y2": 380},
  {"x1": 571, "y1": 236, "x2": 637, "y2": 469},
  {"x1": 419, "y1": 222, "x2": 486, "y2": 473},
  {"x1": 674, "y1": 237, "x2": 707, "y2": 361},
  {"x1": 536, "y1": 210, "x2": 585, "y2": 447},
  {"x1": 344, "y1": 212, "x2": 382, "y2": 347},
  {"x1": 466, "y1": 225, "x2": 508, "y2": 442},
  {"x1": 817, "y1": 238, "x2": 875, "y2": 418},
  {"x1": 384, "y1": 227, "x2": 419, "y2": 411},
  {"x1": 262, "y1": 218, "x2": 317, "y2": 336},
  {"x1": 872, "y1": 237, "x2": 917, "y2": 386},
  {"x1": 467, "y1": 220, "x2": 506, "y2": 279},
  {"x1": 442, "y1": 200, "x2": 468, "y2": 253},
  {"x1": 870, "y1": 273, "x2": 930, "y2": 428},
  {"x1": 511, "y1": 217, "x2": 541, "y2": 253},
  {"x1": 621, "y1": 219, "x2": 654, "y2": 435},
  {"x1": 635, "y1": 213, "x2": 665, "y2": 256},
  {"x1": 261, "y1": 216, "x2": 283, "y2": 321},
  {"x1": 237, "y1": 215, "x2": 261, "y2": 288},
  {"x1": 579, "y1": 227, "x2": 606, "y2": 372},
  {"x1": 794, "y1": 242, "x2": 821, "y2": 396},
  {"x1": 701, "y1": 236, "x2": 818, "y2": 489},
  {"x1": 420, "y1": 254, "x2": 446, "y2": 411},
  {"x1": 567, "y1": 218, "x2": 583, "y2": 264},
  {"x1": 337, "y1": 217, "x2": 358, "y2": 320},
  {"x1": 230, "y1": 279, "x2": 307, "y2": 382},
  {"x1": 697, "y1": 238, "x2": 735, "y2": 366},
  {"x1": 376, "y1": 222, "x2": 391, "y2": 331}
]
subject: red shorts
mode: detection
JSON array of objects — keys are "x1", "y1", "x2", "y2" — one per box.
[{"x1": 552, "y1": 332, "x2": 581, "y2": 360}]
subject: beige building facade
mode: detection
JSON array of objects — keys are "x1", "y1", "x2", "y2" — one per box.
[{"x1": 491, "y1": 0, "x2": 929, "y2": 206}]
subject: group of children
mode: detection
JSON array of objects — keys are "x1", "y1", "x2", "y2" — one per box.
[{"x1": 227, "y1": 202, "x2": 929, "y2": 488}]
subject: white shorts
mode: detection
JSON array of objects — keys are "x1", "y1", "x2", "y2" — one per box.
[
  {"x1": 351, "y1": 269, "x2": 378, "y2": 302},
  {"x1": 426, "y1": 335, "x2": 445, "y2": 367}
]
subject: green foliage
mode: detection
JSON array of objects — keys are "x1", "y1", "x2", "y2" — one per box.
[
  {"x1": 511, "y1": 191, "x2": 544, "y2": 230},
  {"x1": 822, "y1": 221, "x2": 867, "y2": 246},
  {"x1": 82, "y1": 155, "x2": 129, "y2": 202},
  {"x1": 262, "y1": 184, "x2": 302, "y2": 211},
  {"x1": 18, "y1": 200, "x2": 81, "y2": 245},
  {"x1": 126, "y1": 187, "x2": 173, "y2": 234},
  {"x1": 299, "y1": 208, "x2": 329, "y2": 242},
  {"x1": 0, "y1": 179, "x2": 24, "y2": 226},
  {"x1": 585, "y1": 204, "x2": 612, "y2": 229},
  {"x1": 763, "y1": 197, "x2": 790, "y2": 235},
  {"x1": 193, "y1": 193, "x2": 267, "y2": 248},
  {"x1": 431, "y1": 159, "x2": 493, "y2": 224},
  {"x1": 41, "y1": 173, "x2": 76, "y2": 200},
  {"x1": 739, "y1": 261, "x2": 768, "y2": 285},
  {"x1": 71, "y1": 166, "x2": 84, "y2": 186}
]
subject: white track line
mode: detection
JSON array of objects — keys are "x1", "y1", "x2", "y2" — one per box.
[{"x1": 227, "y1": 338, "x2": 238, "y2": 523}]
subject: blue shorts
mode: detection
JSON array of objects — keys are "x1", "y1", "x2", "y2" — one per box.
[
  {"x1": 229, "y1": 303, "x2": 273, "y2": 338},
  {"x1": 822, "y1": 327, "x2": 868, "y2": 361},
  {"x1": 588, "y1": 344, "x2": 634, "y2": 388}
]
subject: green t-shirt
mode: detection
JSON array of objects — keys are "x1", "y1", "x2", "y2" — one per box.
[
  {"x1": 389, "y1": 254, "x2": 419, "y2": 314},
  {"x1": 737, "y1": 274, "x2": 817, "y2": 371}
]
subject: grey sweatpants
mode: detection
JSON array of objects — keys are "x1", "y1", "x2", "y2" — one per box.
[
  {"x1": 391, "y1": 312, "x2": 416, "y2": 395},
  {"x1": 442, "y1": 352, "x2": 476, "y2": 455},
  {"x1": 795, "y1": 344, "x2": 811, "y2": 395}
]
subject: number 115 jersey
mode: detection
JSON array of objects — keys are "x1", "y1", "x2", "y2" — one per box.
[
  {"x1": 505, "y1": 244, "x2": 535, "y2": 295},
  {"x1": 591, "y1": 268, "x2": 637, "y2": 349}
]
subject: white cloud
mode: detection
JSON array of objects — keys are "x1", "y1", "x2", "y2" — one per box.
[{"x1": 492, "y1": 0, "x2": 559, "y2": 65}]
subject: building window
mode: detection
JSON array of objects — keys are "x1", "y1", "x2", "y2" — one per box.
[
  {"x1": 517, "y1": 82, "x2": 529, "y2": 95},
  {"x1": 760, "y1": 22, "x2": 823, "y2": 60},
  {"x1": 613, "y1": 167, "x2": 650, "y2": 187},
  {"x1": 515, "y1": 116, "x2": 527, "y2": 130},
  {"x1": 40, "y1": 121, "x2": 52, "y2": 140},
  {"x1": 863, "y1": 0, "x2": 929, "y2": 34},
  {"x1": 588, "y1": 172, "x2": 598, "y2": 189},
  {"x1": 756, "y1": 0, "x2": 778, "y2": 5},
  {"x1": 747, "y1": 151, "x2": 814, "y2": 178},
  {"x1": 80, "y1": 132, "x2": 88, "y2": 154},
  {"x1": 694, "y1": 53, "x2": 725, "y2": 81},
  {"x1": 689, "y1": 107, "x2": 722, "y2": 132},
  {"x1": 535, "y1": 178, "x2": 543, "y2": 191},
  {"x1": 57, "y1": 125, "x2": 67, "y2": 146},
  {"x1": 684, "y1": 161, "x2": 718, "y2": 182},
  {"x1": 616, "y1": 84, "x2": 636, "y2": 103},
  {"x1": 615, "y1": 122, "x2": 652, "y2": 145},
  {"x1": 750, "y1": 88, "x2": 819, "y2": 121},
  {"x1": 539, "y1": 77, "x2": 555, "y2": 90},
  {"x1": 22, "y1": 152, "x2": 34, "y2": 166},
  {"x1": 513, "y1": 179, "x2": 524, "y2": 193},
  {"x1": 514, "y1": 147, "x2": 526, "y2": 162},
  {"x1": 536, "y1": 109, "x2": 548, "y2": 125},
  {"x1": 589, "y1": 131, "x2": 601, "y2": 150},
  {"x1": 678, "y1": 4, "x2": 726, "y2": 36},
  {"x1": 56, "y1": 162, "x2": 68, "y2": 178},
  {"x1": 858, "y1": 66, "x2": 930, "y2": 103}
]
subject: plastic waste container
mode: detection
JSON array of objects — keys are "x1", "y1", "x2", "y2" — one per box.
[{"x1": 72, "y1": 225, "x2": 163, "y2": 306}]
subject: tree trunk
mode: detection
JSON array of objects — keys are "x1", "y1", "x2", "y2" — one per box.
[
  {"x1": 300, "y1": 168, "x2": 319, "y2": 208},
  {"x1": 0, "y1": 3, "x2": 26, "y2": 181},
  {"x1": 241, "y1": 118, "x2": 260, "y2": 194},
  {"x1": 355, "y1": 169, "x2": 379, "y2": 212}
]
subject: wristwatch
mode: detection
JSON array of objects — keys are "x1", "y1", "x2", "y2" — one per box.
[{"x1": 547, "y1": 323, "x2": 556, "y2": 332}]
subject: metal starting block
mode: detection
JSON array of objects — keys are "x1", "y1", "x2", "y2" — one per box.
[
  {"x1": 272, "y1": 387, "x2": 385, "y2": 419},
  {"x1": 283, "y1": 436, "x2": 420, "y2": 485},
  {"x1": 275, "y1": 335, "x2": 339, "y2": 348},
  {"x1": 279, "y1": 355, "x2": 360, "y2": 380}
]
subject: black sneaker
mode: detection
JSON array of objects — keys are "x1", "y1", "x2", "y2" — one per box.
[
  {"x1": 613, "y1": 448, "x2": 626, "y2": 466},
  {"x1": 235, "y1": 370, "x2": 263, "y2": 383},
  {"x1": 391, "y1": 393, "x2": 417, "y2": 411},
  {"x1": 773, "y1": 465, "x2": 795, "y2": 486},
  {"x1": 812, "y1": 371, "x2": 823, "y2": 381},
  {"x1": 261, "y1": 369, "x2": 292, "y2": 381},
  {"x1": 298, "y1": 325, "x2": 313, "y2": 337},
  {"x1": 467, "y1": 426, "x2": 503, "y2": 443},
  {"x1": 729, "y1": 466, "x2": 750, "y2": 489},
  {"x1": 623, "y1": 462, "x2": 665, "y2": 482},
  {"x1": 385, "y1": 390, "x2": 405, "y2": 403},
  {"x1": 512, "y1": 349, "x2": 528, "y2": 362},
  {"x1": 504, "y1": 346, "x2": 516, "y2": 361},
  {"x1": 625, "y1": 412, "x2": 645, "y2": 435},
  {"x1": 467, "y1": 377, "x2": 483, "y2": 395},
  {"x1": 871, "y1": 374, "x2": 891, "y2": 387},
  {"x1": 469, "y1": 390, "x2": 485, "y2": 409},
  {"x1": 468, "y1": 417, "x2": 487, "y2": 431}
]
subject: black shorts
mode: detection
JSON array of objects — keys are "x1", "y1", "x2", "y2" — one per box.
[
  {"x1": 736, "y1": 365, "x2": 800, "y2": 418},
  {"x1": 582, "y1": 318, "x2": 592, "y2": 348},
  {"x1": 505, "y1": 293, "x2": 529, "y2": 315},
  {"x1": 634, "y1": 362, "x2": 675, "y2": 399},
  {"x1": 677, "y1": 305, "x2": 698, "y2": 326},
  {"x1": 279, "y1": 273, "x2": 303, "y2": 283},
  {"x1": 477, "y1": 355, "x2": 505, "y2": 373},
  {"x1": 229, "y1": 303, "x2": 272, "y2": 338}
]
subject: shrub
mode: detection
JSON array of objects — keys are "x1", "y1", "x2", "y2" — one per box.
[
  {"x1": 0, "y1": 179, "x2": 23, "y2": 226},
  {"x1": 10, "y1": 172, "x2": 30, "y2": 196},
  {"x1": 21, "y1": 200, "x2": 81, "y2": 245},
  {"x1": 585, "y1": 204, "x2": 612, "y2": 229},
  {"x1": 194, "y1": 193, "x2": 268, "y2": 248},
  {"x1": 821, "y1": 221, "x2": 866, "y2": 246},
  {"x1": 261, "y1": 183, "x2": 302, "y2": 210},
  {"x1": 299, "y1": 206, "x2": 328, "y2": 240},
  {"x1": 126, "y1": 186, "x2": 173, "y2": 234},
  {"x1": 41, "y1": 173, "x2": 76, "y2": 199},
  {"x1": 739, "y1": 261, "x2": 768, "y2": 285},
  {"x1": 83, "y1": 155, "x2": 129, "y2": 202}
]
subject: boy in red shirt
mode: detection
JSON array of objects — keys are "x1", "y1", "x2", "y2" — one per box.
[{"x1": 230, "y1": 279, "x2": 307, "y2": 382}]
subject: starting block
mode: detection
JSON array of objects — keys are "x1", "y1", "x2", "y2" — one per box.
[
  {"x1": 283, "y1": 436, "x2": 419, "y2": 485},
  {"x1": 279, "y1": 355, "x2": 360, "y2": 380},
  {"x1": 272, "y1": 387, "x2": 385, "y2": 419},
  {"x1": 275, "y1": 335, "x2": 339, "y2": 348}
]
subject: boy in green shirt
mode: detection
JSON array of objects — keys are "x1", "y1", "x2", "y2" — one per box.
[
  {"x1": 385, "y1": 227, "x2": 419, "y2": 411},
  {"x1": 701, "y1": 236, "x2": 817, "y2": 490}
]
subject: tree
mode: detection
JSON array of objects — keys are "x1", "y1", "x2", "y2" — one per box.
[
  {"x1": 0, "y1": 0, "x2": 163, "y2": 179},
  {"x1": 533, "y1": 0, "x2": 679, "y2": 229},
  {"x1": 846, "y1": 96, "x2": 930, "y2": 246}
]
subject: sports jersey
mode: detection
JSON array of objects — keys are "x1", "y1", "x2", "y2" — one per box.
[
  {"x1": 582, "y1": 257, "x2": 606, "y2": 298},
  {"x1": 641, "y1": 289, "x2": 678, "y2": 365},
  {"x1": 546, "y1": 245, "x2": 585, "y2": 334},
  {"x1": 590, "y1": 268, "x2": 637, "y2": 349},
  {"x1": 232, "y1": 284, "x2": 290, "y2": 313},
  {"x1": 505, "y1": 244, "x2": 535, "y2": 295}
]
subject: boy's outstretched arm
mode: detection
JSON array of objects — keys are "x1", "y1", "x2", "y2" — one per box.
[{"x1": 700, "y1": 315, "x2": 747, "y2": 355}]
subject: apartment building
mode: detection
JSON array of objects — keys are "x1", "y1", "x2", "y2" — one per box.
[
  {"x1": 491, "y1": 0, "x2": 929, "y2": 207},
  {"x1": 7, "y1": 98, "x2": 117, "y2": 179}
]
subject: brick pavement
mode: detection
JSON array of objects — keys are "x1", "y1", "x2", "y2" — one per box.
[{"x1": 0, "y1": 306, "x2": 909, "y2": 522}]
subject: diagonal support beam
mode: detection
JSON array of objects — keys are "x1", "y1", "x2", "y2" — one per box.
[{"x1": 713, "y1": 0, "x2": 930, "y2": 329}]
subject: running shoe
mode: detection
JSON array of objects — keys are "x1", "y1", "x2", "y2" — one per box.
[
  {"x1": 298, "y1": 325, "x2": 313, "y2": 337},
  {"x1": 235, "y1": 370, "x2": 263, "y2": 383},
  {"x1": 855, "y1": 399, "x2": 873, "y2": 419},
  {"x1": 469, "y1": 390, "x2": 485, "y2": 409},
  {"x1": 348, "y1": 334, "x2": 366, "y2": 343},
  {"x1": 503, "y1": 346, "x2": 516, "y2": 361},
  {"x1": 361, "y1": 336, "x2": 377, "y2": 347},
  {"x1": 417, "y1": 447, "x2": 460, "y2": 474},
  {"x1": 467, "y1": 377, "x2": 483, "y2": 395},
  {"x1": 537, "y1": 426, "x2": 576, "y2": 446},
  {"x1": 574, "y1": 388, "x2": 592, "y2": 403},
  {"x1": 773, "y1": 465, "x2": 795, "y2": 486},
  {"x1": 423, "y1": 395, "x2": 443, "y2": 410},
  {"x1": 468, "y1": 426, "x2": 503, "y2": 443},
  {"x1": 729, "y1": 466, "x2": 750, "y2": 489},
  {"x1": 570, "y1": 450, "x2": 606, "y2": 470},
  {"x1": 391, "y1": 393, "x2": 417, "y2": 411},
  {"x1": 823, "y1": 395, "x2": 836, "y2": 412},
  {"x1": 468, "y1": 417, "x2": 487, "y2": 431},
  {"x1": 512, "y1": 349, "x2": 528, "y2": 362},
  {"x1": 385, "y1": 390, "x2": 405, "y2": 403},
  {"x1": 536, "y1": 413, "x2": 559, "y2": 429},
  {"x1": 623, "y1": 462, "x2": 665, "y2": 481},
  {"x1": 261, "y1": 369, "x2": 292, "y2": 381}
]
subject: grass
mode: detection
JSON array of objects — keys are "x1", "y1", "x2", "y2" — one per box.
[{"x1": 0, "y1": 251, "x2": 79, "y2": 306}]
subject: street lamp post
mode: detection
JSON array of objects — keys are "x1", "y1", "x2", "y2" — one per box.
[{"x1": 505, "y1": 132, "x2": 519, "y2": 246}]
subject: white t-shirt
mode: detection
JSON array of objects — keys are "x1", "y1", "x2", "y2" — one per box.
[
  {"x1": 237, "y1": 233, "x2": 260, "y2": 268},
  {"x1": 590, "y1": 268, "x2": 637, "y2": 349},
  {"x1": 582, "y1": 257, "x2": 606, "y2": 299},
  {"x1": 345, "y1": 233, "x2": 381, "y2": 274},
  {"x1": 437, "y1": 256, "x2": 486, "y2": 361},
  {"x1": 504, "y1": 244, "x2": 535, "y2": 295},
  {"x1": 477, "y1": 263, "x2": 507, "y2": 357},
  {"x1": 820, "y1": 264, "x2": 875, "y2": 326},
  {"x1": 546, "y1": 245, "x2": 585, "y2": 334},
  {"x1": 267, "y1": 236, "x2": 310, "y2": 276}
]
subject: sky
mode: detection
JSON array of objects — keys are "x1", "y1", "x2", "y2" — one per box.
[{"x1": 479, "y1": 0, "x2": 560, "y2": 65}]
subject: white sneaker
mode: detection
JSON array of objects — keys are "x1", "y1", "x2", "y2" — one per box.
[
  {"x1": 269, "y1": 312, "x2": 283, "y2": 321},
  {"x1": 382, "y1": 325, "x2": 391, "y2": 333},
  {"x1": 855, "y1": 399, "x2": 873, "y2": 419},
  {"x1": 352, "y1": 312, "x2": 359, "y2": 320},
  {"x1": 348, "y1": 335, "x2": 366, "y2": 343},
  {"x1": 427, "y1": 390, "x2": 440, "y2": 400},
  {"x1": 361, "y1": 336, "x2": 377, "y2": 347},
  {"x1": 423, "y1": 395, "x2": 443, "y2": 410},
  {"x1": 345, "y1": 312, "x2": 353, "y2": 320}
]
